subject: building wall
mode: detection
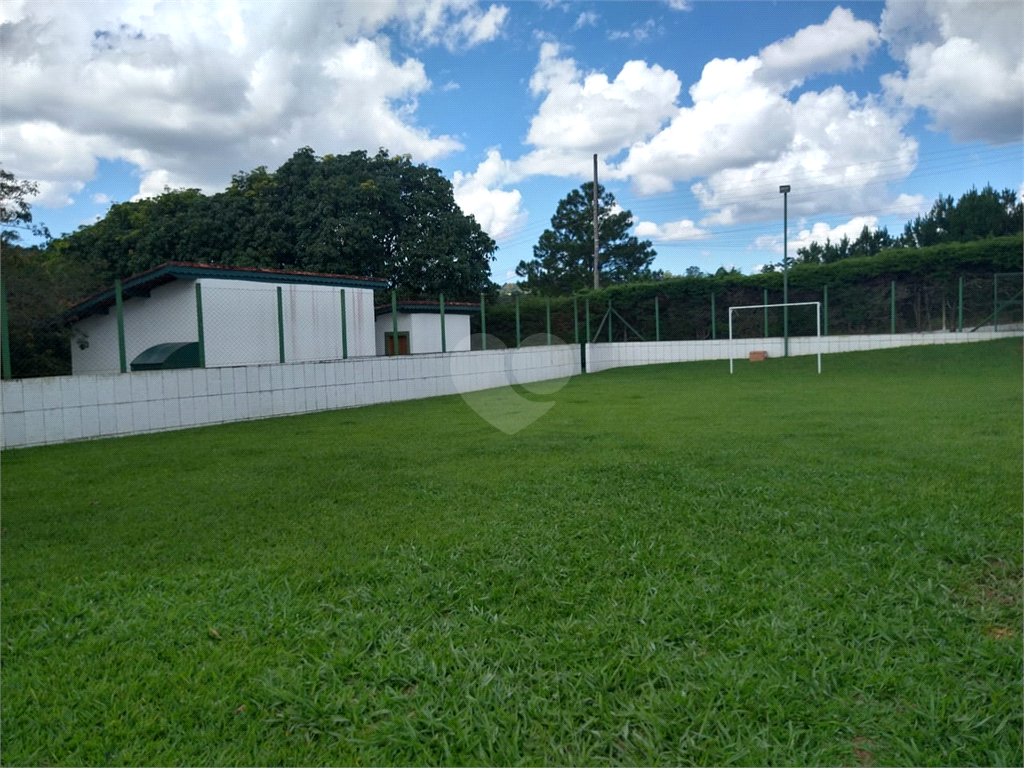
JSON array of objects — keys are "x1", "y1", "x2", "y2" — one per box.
[
  {"x1": 200, "y1": 279, "x2": 376, "y2": 365},
  {"x1": 71, "y1": 279, "x2": 377, "y2": 375},
  {"x1": 1, "y1": 346, "x2": 582, "y2": 449},
  {"x1": 71, "y1": 280, "x2": 198, "y2": 374},
  {"x1": 375, "y1": 313, "x2": 414, "y2": 355},
  {"x1": 375, "y1": 313, "x2": 472, "y2": 355}
]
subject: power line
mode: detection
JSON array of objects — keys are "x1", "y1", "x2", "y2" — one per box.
[{"x1": 492, "y1": 145, "x2": 1021, "y2": 253}]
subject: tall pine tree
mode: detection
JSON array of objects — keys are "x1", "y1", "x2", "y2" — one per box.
[{"x1": 516, "y1": 182, "x2": 656, "y2": 295}]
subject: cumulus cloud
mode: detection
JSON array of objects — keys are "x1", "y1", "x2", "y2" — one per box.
[
  {"x1": 687, "y1": 87, "x2": 918, "y2": 226},
  {"x1": 753, "y1": 215, "x2": 881, "y2": 254},
  {"x1": 91, "y1": 192, "x2": 110, "y2": 205},
  {"x1": 470, "y1": 13, "x2": 919, "y2": 233},
  {"x1": 756, "y1": 6, "x2": 880, "y2": 90},
  {"x1": 604, "y1": 9, "x2": 916, "y2": 223},
  {"x1": 522, "y1": 42, "x2": 680, "y2": 167},
  {"x1": 451, "y1": 149, "x2": 528, "y2": 242},
  {"x1": 0, "y1": 1, "x2": 505, "y2": 207},
  {"x1": 634, "y1": 218, "x2": 710, "y2": 242},
  {"x1": 880, "y1": 0, "x2": 1023, "y2": 144}
]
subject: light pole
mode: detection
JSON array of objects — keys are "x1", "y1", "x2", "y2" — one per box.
[{"x1": 779, "y1": 184, "x2": 790, "y2": 358}]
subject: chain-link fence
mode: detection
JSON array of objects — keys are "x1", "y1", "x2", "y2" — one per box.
[
  {"x1": 475, "y1": 273, "x2": 1024, "y2": 347},
  {"x1": 2, "y1": 271, "x2": 1022, "y2": 379}
]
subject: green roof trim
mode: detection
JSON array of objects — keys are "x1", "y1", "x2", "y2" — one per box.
[
  {"x1": 66, "y1": 262, "x2": 388, "y2": 322},
  {"x1": 375, "y1": 301, "x2": 480, "y2": 317}
]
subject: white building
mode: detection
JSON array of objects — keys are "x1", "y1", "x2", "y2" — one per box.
[
  {"x1": 374, "y1": 301, "x2": 478, "y2": 355},
  {"x1": 67, "y1": 262, "x2": 387, "y2": 374}
]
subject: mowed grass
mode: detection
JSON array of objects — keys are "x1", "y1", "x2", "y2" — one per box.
[{"x1": 2, "y1": 339, "x2": 1021, "y2": 767}]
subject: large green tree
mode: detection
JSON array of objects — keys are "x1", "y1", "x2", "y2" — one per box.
[
  {"x1": 2, "y1": 168, "x2": 96, "y2": 377},
  {"x1": 54, "y1": 148, "x2": 497, "y2": 299},
  {"x1": 901, "y1": 185, "x2": 1023, "y2": 247},
  {"x1": 516, "y1": 182, "x2": 656, "y2": 295},
  {"x1": 791, "y1": 185, "x2": 1023, "y2": 268}
]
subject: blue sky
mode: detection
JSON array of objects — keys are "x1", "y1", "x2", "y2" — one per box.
[{"x1": 3, "y1": 0, "x2": 1021, "y2": 282}]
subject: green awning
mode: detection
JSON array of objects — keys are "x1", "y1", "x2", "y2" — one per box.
[{"x1": 130, "y1": 342, "x2": 201, "y2": 371}]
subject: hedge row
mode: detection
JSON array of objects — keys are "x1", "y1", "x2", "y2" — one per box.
[{"x1": 474, "y1": 235, "x2": 1023, "y2": 345}]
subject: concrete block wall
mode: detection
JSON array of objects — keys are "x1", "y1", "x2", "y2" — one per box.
[
  {"x1": 585, "y1": 329, "x2": 1022, "y2": 374},
  {"x1": 0, "y1": 345, "x2": 581, "y2": 450}
]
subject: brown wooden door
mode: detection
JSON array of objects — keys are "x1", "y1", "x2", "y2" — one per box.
[{"x1": 385, "y1": 333, "x2": 410, "y2": 355}]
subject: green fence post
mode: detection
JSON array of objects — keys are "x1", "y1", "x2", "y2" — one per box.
[
  {"x1": 763, "y1": 288, "x2": 768, "y2": 338},
  {"x1": 546, "y1": 299, "x2": 552, "y2": 345},
  {"x1": 116, "y1": 279, "x2": 127, "y2": 373},
  {"x1": 573, "y1": 296, "x2": 579, "y2": 345},
  {"x1": 655, "y1": 296, "x2": 660, "y2": 342},
  {"x1": 585, "y1": 297, "x2": 591, "y2": 343},
  {"x1": 480, "y1": 293, "x2": 486, "y2": 350},
  {"x1": 439, "y1": 292, "x2": 446, "y2": 353},
  {"x1": 391, "y1": 290, "x2": 399, "y2": 355},
  {"x1": 195, "y1": 283, "x2": 206, "y2": 368},
  {"x1": 823, "y1": 284, "x2": 828, "y2": 336},
  {"x1": 711, "y1": 292, "x2": 716, "y2": 340},
  {"x1": 277, "y1": 286, "x2": 286, "y2": 363},
  {"x1": 0, "y1": 278, "x2": 11, "y2": 380},
  {"x1": 607, "y1": 299, "x2": 613, "y2": 343},
  {"x1": 958, "y1": 276, "x2": 963, "y2": 332},
  {"x1": 515, "y1": 294, "x2": 521, "y2": 348},
  {"x1": 340, "y1": 290, "x2": 348, "y2": 359},
  {"x1": 891, "y1": 280, "x2": 896, "y2": 334},
  {"x1": 994, "y1": 273, "x2": 998, "y2": 332}
]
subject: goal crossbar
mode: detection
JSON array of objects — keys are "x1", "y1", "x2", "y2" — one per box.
[{"x1": 728, "y1": 301, "x2": 821, "y2": 374}]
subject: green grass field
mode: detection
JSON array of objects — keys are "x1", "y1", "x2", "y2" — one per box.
[{"x1": 2, "y1": 339, "x2": 1021, "y2": 766}]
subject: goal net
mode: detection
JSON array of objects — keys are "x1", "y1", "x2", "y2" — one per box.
[{"x1": 728, "y1": 301, "x2": 822, "y2": 374}]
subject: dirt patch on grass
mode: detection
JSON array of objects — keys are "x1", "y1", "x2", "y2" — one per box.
[
  {"x1": 985, "y1": 625, "x2": 1016, "y2": 640},
  {"x1": 961, "y1": 558, "x2": 1023, "y2": 610},
  {"x1": 852, "y1": 736, "x2": 875, "y2": 766}
]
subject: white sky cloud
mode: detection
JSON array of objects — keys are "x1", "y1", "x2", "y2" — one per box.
[
  {"x1": 756, "y1": 7, "x2": 880, "y2": 90},
  {"x1": 0, "y1": 0, "x2": 506, "y2": 205},
  {"x1": 880, "y1": 0, "x2": 1023, "y2": 144},
  {"x1": 753, "y1": 216, "x2": 881, "y2": 254},
  {"x1": 608, "y1": 20, "x2": 659, "y2": 42},
  {"x1": 635, "y1": 218, "x2": 710, "y2": 242},
  {"x1": 573, "y1": 11, "x2": 598, "y2": 30},
  {"x1": 91, "y1": 192, "x2": 110, "y2": 204},
  {"x1": 523, "y1": 43, "x2": 680, "y2": 162},
  {"x1": 451, "y1": 149, "x2": 528, "y2": 242}
]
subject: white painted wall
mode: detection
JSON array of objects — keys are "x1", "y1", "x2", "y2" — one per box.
[
  {"x1": 375, "y1": 313, "x2": 413, "y2": 355},
  {"x1": 72, "y1": 280, "x2": 198, "y2": 374},
  {"x1": 71, "y1": 279, "x2": 377, "y2": 374},
  {"x1": 1, "y1": 345, "x2": 582, "y2": 449},
  {"x1": 375, "y1": 312, "x2": 472, "y2": 355},
  {"x1": 200, "y1": 279, "x2": 376, "y2": 365},
  {"x1": 584, "y1": 329, "x2": 1023, "y2": 373},
  {"x1": 8, "y1": 330, "x2": 1019, "y2": 450}
]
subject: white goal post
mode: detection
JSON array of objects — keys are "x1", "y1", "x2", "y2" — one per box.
[{"x1": 729, "y1": 301, "x2": 821, "y2": 374}]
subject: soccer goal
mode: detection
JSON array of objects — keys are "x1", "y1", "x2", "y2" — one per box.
[{"x1": 728, "y1": 301, "x2": 822, "y2": 374}]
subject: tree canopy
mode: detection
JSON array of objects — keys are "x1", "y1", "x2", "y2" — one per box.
[
  {"x1": 1, "y1": 166, "x2": 48, "y2": 246},
  {"x1": 515, "y1": 182, "x2": 656, "y2": 295},
  {"x1": 781, "y1": 185, "x2": 1024, "y2": 269},
  {"x1": 53, "y1": 148, "x2": 497, "y2": 299}
]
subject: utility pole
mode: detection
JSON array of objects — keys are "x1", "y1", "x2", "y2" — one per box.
[
  {"x1": 780, "y1": 184, "x2": 790, "y2": 358},
  {"x1": 593, "y1": 154, "x2": 600, "y2": 290}
]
